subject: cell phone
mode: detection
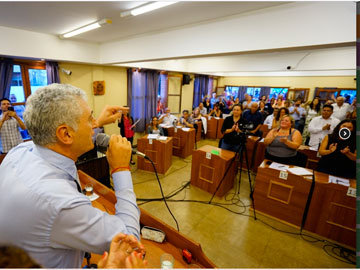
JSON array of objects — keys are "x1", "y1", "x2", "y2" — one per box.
[
  {"x1": 266, "y1": 160, "x2": 272, "y2": 166},
  {"x1": 8, "y1": 107, "x2": 14, "y2": 111}
]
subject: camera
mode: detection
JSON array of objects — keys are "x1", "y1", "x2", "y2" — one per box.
[
  {"x1": 61, "y1": 68, "x2": 72, "y2": 75},
  {"x1": 238, "y1": 121, "x2": 253, "y2": 132},
  {"x1": 8, "y1": 107, "x2": 14, "y2": 111}
]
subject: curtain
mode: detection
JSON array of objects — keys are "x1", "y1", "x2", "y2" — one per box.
[
  {"x1": 260, "y1": 87, "x2": 271, "y2": 99},
  {"x1": 46, "y1": 61, "x2": 60, "y2": 84},
  {"x1": 237, "y1": 86, "x2": 247, "y2": 101},
  {"x1": 193, "y1": 75, "x2": 209, "y2": 108},
  {"x1": 0, "y1": 58, "x2": 14, "y2": 99},
  {"x1": 159, "y1": 73, "x2": 168, "y2": 108},
  {"x1": 128, "y1": 69, "x2": 159, "y2": 132}
]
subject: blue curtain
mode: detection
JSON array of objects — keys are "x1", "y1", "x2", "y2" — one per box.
[
  {"x1": 0, "y1": 58, "x2": 14, "y2": 99},
  {"x1": 46, "y1": 61, "x2": 60, "y2": 84},
  {"x1": 193, "y1": 75, "x2": 209, "y2": 109},
  {"x1": 260, "y1": 87, "x2": 271, "y2": 99},
  {"x1": 128, "y1": 69, "x2": 159, "y2": 132},
  {"x1": 237, "y1": 86, "x2": 247, "y2": 101}
]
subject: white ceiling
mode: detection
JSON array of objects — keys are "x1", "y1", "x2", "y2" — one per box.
[
  {"x1": 0, "y1": 1, "x2": 288, "y2": 43},
  {"x1": 0, "y1": 1, "x2": 356, "y2": 76}
]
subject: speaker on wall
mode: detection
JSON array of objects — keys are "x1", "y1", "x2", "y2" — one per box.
[{"x1": 182, "y1": 74, "x2": 191, "y2": 85}]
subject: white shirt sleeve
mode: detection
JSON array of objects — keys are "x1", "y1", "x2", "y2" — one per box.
[
  {"x1": 308, "y1": 117, "x2": 323, "y2": 134},
  {"x1": 50, "y1": 171, "x2": 140, "y2": 254}
]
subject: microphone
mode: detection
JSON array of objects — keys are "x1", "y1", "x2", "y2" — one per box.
[{"x1": 95, "y1": 133, "x2": 147, "y2": 158}]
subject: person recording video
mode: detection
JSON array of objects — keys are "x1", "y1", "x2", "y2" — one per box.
[{"x1": 220, "y1": 104, "x2": 246, "y2": 152}]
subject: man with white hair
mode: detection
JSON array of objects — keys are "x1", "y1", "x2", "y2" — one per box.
[
  {"x1": 0, "y1": 84, "x2": 143, "y2": 268},
  {"x1": 332, "y1": 96, "x2": 352, "y2": 121},
  {"x1": 159, "y1": 107, "x2": 178, "y2": 126}
]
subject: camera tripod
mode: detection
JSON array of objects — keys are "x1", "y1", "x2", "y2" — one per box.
[{"x1": 209, "y1": 132, "x2": 257, "y2": 220}]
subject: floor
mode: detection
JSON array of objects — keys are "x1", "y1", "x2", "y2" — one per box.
[{"x1": 129, "y1": 138, "x2": 355, "y2": 268}]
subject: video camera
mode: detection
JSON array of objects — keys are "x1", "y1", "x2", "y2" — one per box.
[{"x1": 238, "y1": 120, "x2": 253, "y2": 132}]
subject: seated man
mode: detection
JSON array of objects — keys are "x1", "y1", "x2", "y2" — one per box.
[
  {"x1": 242, "y1": 103, "x2": 263, "y2": 137},
  {"x1": 179, "y1": 109, "x2": 195, "y2": 128},
  {"x1": 159, "y1": 107, "x2": 178, "y2": 126},
  {"x1": 0, "y1": 84, "x2": 143, "y2": 268},
  {"x1": 308, "y1": 104, "x2": 340, "y2": 150}
]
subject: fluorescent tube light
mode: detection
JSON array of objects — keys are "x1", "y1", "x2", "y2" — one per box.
[
  {"x1": 60, "y1": 19, "x2": 112, "y2": 38},
  {"x1": 120, "y1": 2, "x2": 177, "y2": 17}
]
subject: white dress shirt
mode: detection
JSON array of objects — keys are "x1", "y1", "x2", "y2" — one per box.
[
  {"x1": 264, "y1": 114, "x2": 274, "y2": 129},
  {"x1": 160, "y1": 113, "x2": 178, "y2": 126},
  {"x1": 332, "y1": 103, "x2": 352, "y2": 121},
  {"x1": 308, "y1": 116, "x2": 340, "y2": 149},
  {"x1": 289, "y1": 106, "x2": 306, "y2": 121},
  {"x1": 0, "y1": 141, "x2": 140, "y2": 268}
]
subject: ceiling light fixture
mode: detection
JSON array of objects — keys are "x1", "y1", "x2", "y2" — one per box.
[
  {"x1": 120, "y1": 2, "x2": 177, "y2": 17},
  {"x1": 60, "y1": 19, "x2": 112, "y2": 38}
]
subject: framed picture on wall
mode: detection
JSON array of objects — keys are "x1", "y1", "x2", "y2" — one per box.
[{"x1": 93, "y1": 81, "x2": 105, "y2": 95}]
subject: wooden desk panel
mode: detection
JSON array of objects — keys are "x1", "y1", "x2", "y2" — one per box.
[
  {"x1": 191, "y1": 145, "x2": 237, "y2": 197},
  {"x1": 165, "y1": 127, "x2": 195, "y2": 158},
  {"x1": 259, "y1": 124, "x2": 270, "y2": 138},
  {"x1": 304, "y1": 172, "x2": 356, "y2": 249},
  {"x1": 76, "y1": 155, "x2": 110, "y2": 188},
  {"x1": 195, "y1": 121, "x2": 202, "y2": 142},
  {"x1": 216, "y1": 118, "x2": 224, "y2": 139},
  {"x1": 137, "y1": 135, "x2": 173, "y2": 174},
  {"x1": 253, "y1": 161, "x2": 313, "y2": 227},
  {"x1": 78, "y1": 170, "x2": 216, "y2": 268},
  {"x1": 205, "y1": 117, "x2": 218, "y2": 139},
  {"x1": 239, "y1": 136, "x2": 260, "y2": 171}
]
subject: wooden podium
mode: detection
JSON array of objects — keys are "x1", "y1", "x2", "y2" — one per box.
[
  {"x1": 304, "y1": 172, "x2": 356, "y2": 249},
  {"x1": 253, "y1": 160, "x2": 313, "y2": 227},
  {"x1": 190, "y1": 145, "x2": 237, "y2": 197},
  {"x1": 164, "y1": 127, "x2": 195, "y2": 158},
  {"x1": 137, "y1": 135, "x2": 173, "y2": 174},
  {"x1": 206, "y1": 117, "x2": 224, "y2": 139},
  {"x1": 78, "y1": 170, "x2": 216, "y2": 268}
]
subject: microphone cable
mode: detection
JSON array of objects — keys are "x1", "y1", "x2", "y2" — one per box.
[{"x1": 144, "y1": 155, "x2": 180, "y2": 232}]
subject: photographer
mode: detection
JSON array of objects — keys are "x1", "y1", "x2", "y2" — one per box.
[
  {"x1": 0, "y1": 98, "x2": 26, "y2": 153},
  {"x1": 220, "y1": 104, "x2": 245, "y2": 152}
]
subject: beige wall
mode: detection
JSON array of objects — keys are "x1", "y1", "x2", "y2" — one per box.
[
  {"x1": 218, "y1": 76, "x2": 356, "y2": 101},
  {"x1": 58, "y1": 63, "x2": 128, "y2": 137}
]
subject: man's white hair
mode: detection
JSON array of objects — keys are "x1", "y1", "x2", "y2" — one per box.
[{"x1": 24, "y1": 83, "x2": 87, "y2": 146}]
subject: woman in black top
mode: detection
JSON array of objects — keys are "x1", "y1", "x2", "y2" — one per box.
[
  {"x1": 220, "y1": 104, "x2": 244, "y2": 152},
  {"x1": 317, "y1": 119, "x2": 356, "y2": 179}
]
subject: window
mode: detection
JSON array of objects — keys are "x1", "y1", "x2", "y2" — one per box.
[
  {"x1": 269, "y1": 88, "x2": 288, "y2": 99},
  {"x1": 8, "y1": 61, "x2": 48, "y2": 140},
  {"x1": 336, "y1": 89, "x2": 356, "y2": 104},
  {"x1": 167, "y1": 75, "x2": 182, "y2": 114},
  {"x1": 225, "y1": 86, "x2": 240, "y2": 98},
  {"x1": 246, "y1": 87, "x2": 261, "y2": 101}
]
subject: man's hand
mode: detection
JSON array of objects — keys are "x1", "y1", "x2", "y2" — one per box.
[
  {"x1": 322, "y1": 124, "x2": 331, "y2": 130},
  {"x1": 97, "y1": 106, "x2": 129, "y2": 127},
  {"x1": 106, "y1": 135, "x2": 131, "y2": 172},
  {"x1": 98, "y1": 233, "x2": 146, "y2": 269}
]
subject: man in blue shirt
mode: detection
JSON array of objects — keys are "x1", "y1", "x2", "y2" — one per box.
[
  {"x1": 0, "y1": 84, "x2": 143, "y2": 268},
  {"x1": 289, "y1": 99, "x2": 306, "y2": 133},
  {"x1": 210, "y1": 92, "x2": 219, "y2": 108},
  {"x1": 242, "y1": 103, "x2": 263, "y2": 137}
]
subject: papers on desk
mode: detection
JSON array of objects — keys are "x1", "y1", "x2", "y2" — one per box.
[
  {"x1": 287, "y1": 167, "x2": 313, "y2": 176},
  {"x1": 158, "y1": 136, "x2": 168, "y2": 141},
  {"x1": 269, "y1": 162, "x2": 289, "y2": 171},
  {"x1": 147, "y1": 134, "x2": 159, "y2": 139},
  {"x1": 176, "y1": 125, "x2": 182, "y2": 128},
  {"x1": 182, "y1": 127, "x2": 190, "y2": 132},
  {"x1": 159, "y1": 124, "x2": 172, "y2": 128},
  {"x1": 328, "y1": 175, "x2": 350, "y2": 186},
  {"x1": 259, "y1": 138, "x2": 265, "y2": 143}
]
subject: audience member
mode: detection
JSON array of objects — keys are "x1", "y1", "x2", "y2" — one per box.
[
  {"x1": 0, "y1": 98, "x2": 26, "y2": 153},
  {"x1": 197, "y1": 102, "x2": 207, "y2": 116},
  {"x1": 180, "y1": 110, "x2": 195, "y2": 128},
  {"x1": 264, "y1": 115, "x2": 303, "y2": 166},
  {"x1": 0, "y1": 84, "x2": 142, "y2": 268},
  {"x1": 289, "y1": 99, "x2": 306, "y2": 133},
  {"x1": 272, "y1": 107, "x2": 289, "y2": 129},
  {"x1": 302, "y1": 97, "x2": 321, "y2": 144},
  {"x1": 209, "y1": 103, "x2": 223, "y2": 118},
  {"x1": 159, "y1": 108, "x2": 178, "y2": 126},
  {"x1": 242, "y1": 94, "x2": 253, "y2": 110},
  {"x1": 210, "y1": 92, "x2": 219, "y2": 108},
  {"x1": 242, "y1": 103, "x2": 263, "y2": 137},
  {"x1": 265, "y1": 97, "x2": 275, "y2": 115},
  {"x1": 156, "y1": 96, "x2": 164, "y2": 115},
  {"x1": 332, "y1": 96, "x2": 352, "y2": 121},
  {"x1": 118, "y1": 106, "x2": 135, "y2": 165},
  {"x1": 263, "y1": 108, "x2": 279, "y2": 129},
  {"x1": 317, "y1": 119, "x2": 356, "y2": 179},
  {"x1": 258, "y1": 100, "x2": 269, "y2": 122},
  {"x1": 203, "y1": 97, "x2": 211, "y2": 112},
  {"x1": 272, "y1": 97, "x2": 284, "y2": 109},
  {"x1": 147, "y1": 116, "x2": 164, "y2": 136},
  {"x1": 220, "y1": 104, "x2": 244, "y2": 152}
]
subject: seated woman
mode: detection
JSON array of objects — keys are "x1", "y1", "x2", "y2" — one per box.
[
  {"x1": 263, "y1": 115, "x2": 303, "y2": 166},
  {"x1": 208, "y1": 103, "x2": 223, "y2": 118},
  {"x1": 317, "y1": 119, "x2": 356, "y2": 179},
  {"x1": 147, "y1": 116, "x2": 165, "y2": 136}
]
